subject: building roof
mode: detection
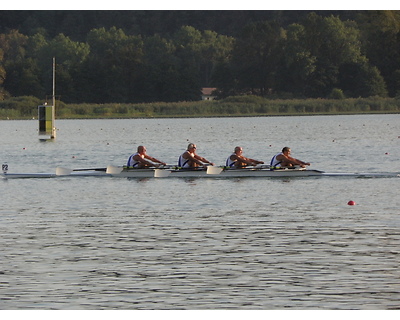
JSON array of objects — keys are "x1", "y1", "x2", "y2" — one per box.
[{"x1": 201, "y1": 87, "x2": 217, "y2": 95}]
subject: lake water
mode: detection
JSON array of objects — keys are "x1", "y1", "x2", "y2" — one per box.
[{"x1": 1, "y1": 115, "x2": 400, "y2": 310}]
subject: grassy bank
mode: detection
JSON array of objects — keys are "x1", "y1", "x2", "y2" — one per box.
[{"x1": 1, "y1": 95, "x2": 400, "y2": 120}]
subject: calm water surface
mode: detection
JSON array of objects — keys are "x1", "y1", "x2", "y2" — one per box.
[{"x1": 1, "y1": 115, "x2": 400, "y2": 309}]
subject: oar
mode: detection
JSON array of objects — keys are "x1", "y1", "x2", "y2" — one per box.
[
  {"x1": 206, "y1": 166, "x2": 224, "y2": 175},
  {"x1": 56, "y1": 167, "x2": 109, "y2": 176},
  {"x1": 106, "y1": 165, "x2": 123, "y2": 174},
  {"x1": 154, "y1": 169, "x2": 172, "y2": 178},
  {"x1": 71, "y1": 167, "x2": 107, "y2": 172},
  {"x1": 254, "y1": 164, "x2": 271, "y2": 169}
]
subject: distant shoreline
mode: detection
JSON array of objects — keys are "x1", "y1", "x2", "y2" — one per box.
[
  {"x1": 3, "y1": 111, "x2": 400, "y2": 121},
  {"x1": 1, "y1": 96, "x2": 400, "y2": 120}
]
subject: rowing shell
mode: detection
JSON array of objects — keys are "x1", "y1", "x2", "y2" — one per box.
[
  {"x1": 1, "y1": 170, "x2": 107, "y2": 179},
  {"x1": 103, "y1": 165, "x2": 326, "y2": 178},
  {"x1": 103, "y1": 165, "x2": 400, "y2": 178},
  {"x1": 1, "y1": 165, "x2": 323, "y2": 179},
  {"x1": 2, "y1": 165, "x2": 399, "y2": 179}
]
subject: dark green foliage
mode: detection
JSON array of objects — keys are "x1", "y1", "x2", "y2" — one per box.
[
  {"x1": 0, "y1": 95, "x2": 41, "y2": 117},
  {"x1": 0, "y1": 11, "x2": 398, "y2": 105}
]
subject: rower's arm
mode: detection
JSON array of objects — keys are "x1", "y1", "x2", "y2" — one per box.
[
  {"x1": 188, "y1": 154, "x2": 206, "y2": 165},
  {"x1": 238, "y1": 156, "x2": 256, "y2": 165},
  {"x1": 289, "y1": 156, "x2": 310, "y2": 166},
  {"x1": 136, "y1": 157, "x2": 154, "y2": 166},
  {"x1": 145, "y1": 155, "x2": 166, "y2": 165},
  {"x1": 246, "y1": 157, "x2": 264, "y2": 164},
  {"x1": 194, "y1": 154, "x2": 214, "y2": 166}
]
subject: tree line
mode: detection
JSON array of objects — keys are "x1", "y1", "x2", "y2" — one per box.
[{"x1": 0, "y1": 11, "x2": 399, "y2": 105}]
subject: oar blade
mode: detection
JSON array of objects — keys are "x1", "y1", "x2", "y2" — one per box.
[
  {"x1": 206, "y1": 166, "x2": 223, "y2": 175},
  {"x1": 56, "y1": 167, "x2": 73, "y2": 176},
  {"x1": 154, "y1": 169, "x2": 171, "y2": 178},
  {"x1": 106, "y1": 165, "x2": 123, "y2": 174}
]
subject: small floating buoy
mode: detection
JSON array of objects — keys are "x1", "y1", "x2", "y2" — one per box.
[
  {"x1": 22, "y1": 147, "x2": 26, "y2": 150},
  {"x1": 348, "y1": 200, "x2": 356, "y2": 206},
  {"x1": 385, "y1": 152, "x2": 389, "y2": 155}
]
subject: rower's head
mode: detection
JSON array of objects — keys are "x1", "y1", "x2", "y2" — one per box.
[
  {"x1": 282, "y1": 147, "x2": 291, "y2": 155},
  {"x1": 234, "y1": 146, "x2": 243, "y2": 154},
  {"x1": 187, "y1": 143, "x2": 197, "y2": 151},
  {"x1": 137, "y1": 145, "x2": 146, "y2": 154}
]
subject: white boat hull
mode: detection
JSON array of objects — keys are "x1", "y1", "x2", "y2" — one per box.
[
  {"x1": 3, "y1": 165, "x2": 398, "y2": 179},
  {"x1": 2, "y1": 167, "x2": 323, "y2": 179},
  {"x1": 109, "y1": 167, "x2": 325, "y2": 178},
  {"x1": 2, "y1": 172, "x2": 57, "y2": 179},
  {"x1": 2, "y1": 170, "x2": 107, "y2": 179}
]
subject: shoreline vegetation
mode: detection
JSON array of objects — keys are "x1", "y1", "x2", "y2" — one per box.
[{"x1": 1, "y1": 95, "x2": 400, "y2": 120}]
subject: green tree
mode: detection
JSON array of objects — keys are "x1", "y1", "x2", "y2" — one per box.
[
  {"x1": 80, "y1": 27, "x2": 143, "y2": 102},
  {"x1": 0, "y1": 30, "x2": 44, "y2": 98},
  {"x1": 200, "y1": 30, "x2": 234, "y2": 87},
  {"x1": 77, "y1": 27, "x2": 144, "y2": 103},
  {"x1": 302, "y1": 13, "x2": 364, "y2": 97},
  {"x1": 230, "y1": 21, "x2": 286, "y2": 96},
  {"x1": 0, "y1": 29, "x2": 27, "y2": 61},
  {"x1": 26, "y1": 31, "x2": 48, "y2": 57},
  {"x1": 141, "y1": 35, "x2": 180, "y2": 102},
  {"x1": 357, "y1": 11, "x2": 400, "y2": 96},
  {"x1": 280, "y1": 23, "x2": 316, "y2": 96},
  {"x1": 169, "y1": 26, "x2": 234, "y2": 101},
  {"x1": 0, "y1": 48, "x2": 8, "y2": 100},
  {"x1": 338, "y1": 61, "x2": 387, "y2": 97},
  {"x1": 3, "y1": 58, "x2": 43, "y2": 97},
  {"x1": 172, "y1": 26, "x2": 205, "y2": 100},
  {"x1": 34, "y1": 33, "x2": 90, "y2": 102}
]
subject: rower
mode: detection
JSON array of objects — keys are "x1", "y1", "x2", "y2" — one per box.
[
  {"x1": 226, "y1": 146, "x2": 264, "y2": 168},
  {"x1": 178, "y1": 143, "x2": 214, "y2": 169},
  {"x1": 270, "y1": 147, "x2": 310, "y2": 169},
  {"x1": 127, "y1": 146, "x2": 166, "y2": 168}
]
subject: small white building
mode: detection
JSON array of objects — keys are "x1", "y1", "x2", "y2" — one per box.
[{"x1": 201, "y1": 87, "x2": 217, "y2": 100}]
